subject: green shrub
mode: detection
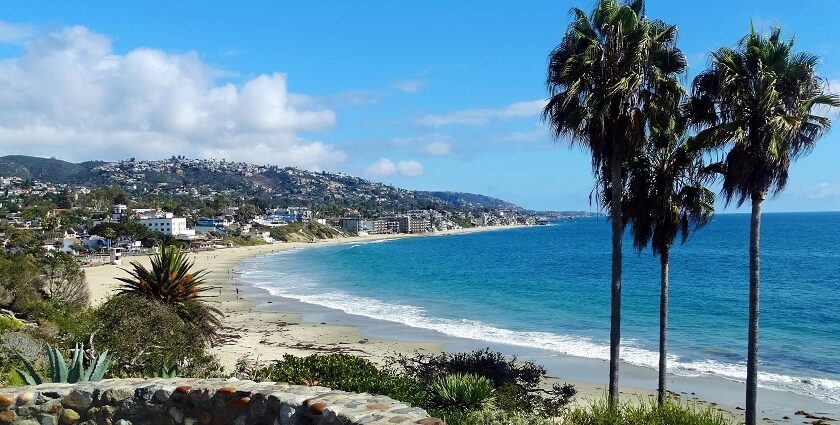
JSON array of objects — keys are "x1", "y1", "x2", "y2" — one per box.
[
  {"x1": 252, "y1": 354, "x2": 427, "y2": 407},
  {"x1": 0, "y1": 317, "x2": 23, "y2": 333},
  {"x1": 390, "y1": 349, "x2": 575, "y2": 415},
  {"x1": 565, "y1": 398, "x2": 731, "y2": 425},
  {"x1": 462, "y1": 409, "x2": 557, "y2": 425},
  {"x1": 93, "y1": 295, "x2": 221, "y2": 377},
  {"x1": 430, "y1": 373, "x2": 495, "y2": 411}
]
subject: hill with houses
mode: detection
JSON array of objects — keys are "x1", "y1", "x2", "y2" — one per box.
[{"x1": 0, "y1": 155, "x2": 520, "y2": 214}]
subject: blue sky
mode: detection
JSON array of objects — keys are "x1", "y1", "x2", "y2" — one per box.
[{"x1": 1, "y1": 1, "x2": 838, "y2": 212}]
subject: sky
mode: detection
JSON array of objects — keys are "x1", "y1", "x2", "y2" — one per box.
[{"x1": 0, "y1": 1, "x2": 838, "y2": 212}]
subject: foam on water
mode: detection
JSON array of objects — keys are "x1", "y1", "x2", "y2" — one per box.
[{"x1": 238, "y1": 261, "x2": 840, "y2": 404}]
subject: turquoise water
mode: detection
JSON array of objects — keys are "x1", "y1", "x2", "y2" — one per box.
[{"x1": 239, "y1": 212, "x2": 840, "y2": 404}]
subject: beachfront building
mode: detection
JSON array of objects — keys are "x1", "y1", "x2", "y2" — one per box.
[
  {"x1": 139, "y1": 213, "x2": 194, "y2": 236},
  {"x1": 338, "y1": 218, "x2": 374, "y2": 233},
  {"x1": 372, "y1": 216, "x2": 407, "y2": 234}
]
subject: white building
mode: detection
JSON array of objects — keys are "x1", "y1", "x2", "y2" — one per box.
[{"x1": 139, "y1": 213, "x2": 195, "y2": 236}]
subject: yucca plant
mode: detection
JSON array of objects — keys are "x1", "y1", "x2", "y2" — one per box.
[
  {"x1": 116, "y1": 244, "x2": 221, "y2": 342},
  {"x1": 430, "y1": 373, "x2": 496, "y2": 411},
  {"x1": 16, "y1": 343, "x2": 111, "y2": 385},
  {"x1": 116, "y1": 244, "x2": 214, "y2": 304}
]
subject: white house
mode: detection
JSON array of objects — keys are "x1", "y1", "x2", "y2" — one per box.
[{"x1": 139, "y1": 213, "x2": 195, "y2": 236}]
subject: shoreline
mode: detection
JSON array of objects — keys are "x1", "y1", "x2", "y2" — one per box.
[{"x1": 84, "y1": 225, "x2": 839, "y2": 422}]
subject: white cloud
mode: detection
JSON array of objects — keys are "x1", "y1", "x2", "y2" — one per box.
[
  {"x1": 0, "y1": 25, "x2": 346, "y2": 170},
  {"x1": 365, "y1": 158, "x2": 424, "y2": 178},
  {"x1": 390, "y1": 79, "x2": 425, "y2": 93},
  {"x1": 366, "y1": 158, "x2": 398, "y2": 176},
  {"x1": 804, "y1": 182, "x2": 840, "y2": 199},
  {"x1": 417, "y1": 99, "x2": 547, "y2": 127},
  {"x1": 423, "y1": 141, "x2": 451, "y2": 156},
  {"x1": 397, "y1": 160, "x2": 424, "y2": 177},
  {"x1": 0, "y1": 22, "x2": 34, "y2": 43}
]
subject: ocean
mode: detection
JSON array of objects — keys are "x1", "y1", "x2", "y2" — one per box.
[{"x1": 237, "y1": 212, "x2": 840, "y2": 407}]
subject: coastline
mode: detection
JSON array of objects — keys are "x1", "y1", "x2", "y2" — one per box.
[{"x1": 84, "y1": 225, "x2": 838, "y2": 423}]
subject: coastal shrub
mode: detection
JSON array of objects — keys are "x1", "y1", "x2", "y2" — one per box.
[
  {"x1": 93, "y1": 295, "x2": 221, "y2": 377},
  {"x1": 460, "y1": 409, "x2": 557, "y2": 425},
  {"x1": 390, "y1": 349, "x2": 575, "y2": 415},
  {"x1": 39, "y1": 252, "x2": 90, "y2": 306},
  {"x1": 430, "y1": 373, "x2": 495, "y2": 410},
  {"x1": 252, "y1": 354, "x2": 427, "y2": 407},
  {"x1": 565, "y1": 398, "x2": 731, "y2": 425},
  {"x1": 0, "y1": 317, "x2": 23, "y2": 333}
]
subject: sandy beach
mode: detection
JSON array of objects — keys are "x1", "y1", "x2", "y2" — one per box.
[{"x1": 83, "y1": 226, "x2": 793, "y2": 423}]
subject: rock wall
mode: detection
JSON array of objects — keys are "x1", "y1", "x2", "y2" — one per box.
[{"x1": 0, "y1": 378, "x2": 443, "y2": 425}]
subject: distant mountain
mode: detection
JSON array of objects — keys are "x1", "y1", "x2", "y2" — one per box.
[
  {"x1": 418, "y1": 191, "x2": 519, "y2": 211},
  {"x1": 0, "y1": 155, "x2": 521, "y2": 213}
]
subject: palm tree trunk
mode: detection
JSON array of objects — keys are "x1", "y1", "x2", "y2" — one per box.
[
  {"x1": 658, "y1": 248, "x2": 669, "y2": 405},
  {"x1": 608, "y1": 158, "x2": 623, "y2": 403},
  {"x1": 745, "y1": 193, "x2": 763, "y2": 425}
]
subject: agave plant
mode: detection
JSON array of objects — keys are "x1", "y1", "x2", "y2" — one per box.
[
  {"x1": 116, "y1": 244, "x2": 215, "y2": 304},
  {"x1": 16, "y1": 343, "x2": 111, "y2": 385},
  {"x1": 148, "y1": 364, "x2": 179, "y2": 379},
  {"x1": 430, "y1": 373, "x2": 496, "y2": 411}
]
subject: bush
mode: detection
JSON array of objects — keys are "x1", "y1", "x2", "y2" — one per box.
[
  {"x1": 39, "y1": 253, "x2": 90, "y2": 306},
  {"x1": 461, "y1": 409, "x2": 557, "y2": 425},
  {"x1": 0, "y1": 317, "x2": 23, "y2": 333},
  {"x1": 430, "y1": 373, "x2": 495, "y2": 411},
  {"x1": 93, "y1": 295, "x2": 221, "y2": 377},
  {"x1": 565, "y1": 398, "x2": 731, "y2": 425},
  {"x1": 252, "y1": 354, "x2": 427, "y2": 407},
  {"x1": 390, "y1": 349, "x2": 575, "y2": 415}
]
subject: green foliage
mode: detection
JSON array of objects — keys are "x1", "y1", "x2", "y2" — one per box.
[
  {"x1": 0, "y1": 317, "x2": 23, "y2": 333},
  {"x1": 115, "y1": 245, "x2": 220, "y2": 341},
  {"x1": 39, "y1": 252, "x2": 90, "y2": 306},
  {"x1": 252, "y1": 354, "x2": 427, "y2": 407},
  {"x1": 565, "y1": 398, "x2": 731, "y2": 425},
  {"x1": 266, "y1": 222, "x2": 343, "y2": 242},
  {"x1": 148, "y1": 364, "x2": 179, "y2": 379},
  {"x1": 93, "y1": 295, "x2": 220, "y2": 377},
  {"x1": 390, "y1": 349, "x2": 575, "y2": 415},
  {"x1": 457, "y1": 409, "x2": 557, "y2": 425},
  {"x1": 222, "y1": 235, "x2": 267, "y2": 246},
  {"x1": 15, "y1": 343, "x2": 111, "y2": 384},
  {"x1": 430, "y1": 373, "x2": 495, "y2": 411}
]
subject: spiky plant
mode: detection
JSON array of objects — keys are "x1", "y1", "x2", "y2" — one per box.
[
  {"x1": 430, "y1": 373, "x2": 496, "y2": 411},
  {"x1": 16, "y1": 343, "x2": 111, "y2": 385},
  {"x1": 116, "y1": 245, "x2": 221, "y2": 342}
]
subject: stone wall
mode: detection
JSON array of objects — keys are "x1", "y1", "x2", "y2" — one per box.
[{"x1": 0, "y1": 378, "x2": 443, "y2": 425}]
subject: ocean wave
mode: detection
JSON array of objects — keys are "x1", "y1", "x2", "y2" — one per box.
[{"x1": 237, "y1": 263, "x2": 840, "y2": 404}]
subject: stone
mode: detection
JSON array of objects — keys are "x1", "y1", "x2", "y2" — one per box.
[
  {"x1": 36, "y1": 413, "x2": 57, "y2": 425},
  {"x1": 16, "y1": 392, "x2": 35, "y2": 406},
  {"x1": 0, "y1": 395, "x2": 12, "y2": 410},
  {"x1": 415, "y1": 419, "x2": 445, "y2": 425},
  {"x1": 216, "y1": 387, "x2": 237, "y2": 396},
  {"x1": 367, "y1": 403, "x2": 391, "y2": 412},
  {"x1": 59, "y1": 409, "x2": 80, "y2": 424},
  {"x1": 197, "y1": 410, "x2": 212, "y2": 424},
  {"x1": 174, "y1": 386, "x2": 192, "y2": 395},
  {"x1": 308, "y1": 402, "x2": 327, "y2": 415},
  {"x1": 388, "y1": 416, "x2": 412, "y2": 423},
  {"x1": 62, "y1": 390, "x2": 93, "y2": 411},
  {"x1": 227, "y1": 397, "x2": 250, "y2": 410},
  {"x1": 0, "y1": 410, "x2": 15, "y2": 424}
]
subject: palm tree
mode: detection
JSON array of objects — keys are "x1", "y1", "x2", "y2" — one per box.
[
  {"x1": 687, "y1": 26, "x2": 838, "y2": 425},
  {"x1": 116, "y1": 245, "x2": 221, "y2": 341},
  {"x1": 624, "y1": 111, "x2": 715, "y2": 405},
  {"x1": 543, "y1": 0, "x2": 685, "y2": 402}
]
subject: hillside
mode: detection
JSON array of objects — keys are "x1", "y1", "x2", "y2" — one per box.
[{"x1": 0, "y1": 155, "x2": 521, "y2": 213}]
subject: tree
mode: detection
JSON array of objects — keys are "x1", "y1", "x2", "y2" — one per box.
[
  {"x1": 623, "y1": 111, "x2": 714, "y2": 404},
  {"x1": 687, "y1": 26, "x2": 838, "y2": 424},
  {"x1": 39, "y1": 252, "x2": 90, "y2": 306},
  {"x1": 542, "y1": 0, "x2": 685, "y2": 402},
  {"x1": 115, "y1": 245, "x2": 220, "y2": 342}
]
